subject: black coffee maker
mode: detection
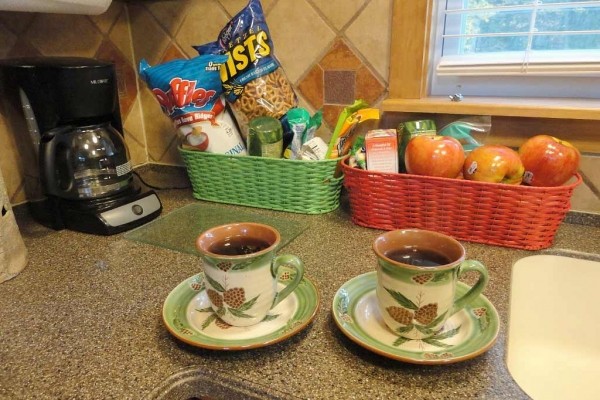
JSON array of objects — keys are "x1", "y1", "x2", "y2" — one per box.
[{"x1": 0, "y1": 57, "x2": 162, "y2": 235}]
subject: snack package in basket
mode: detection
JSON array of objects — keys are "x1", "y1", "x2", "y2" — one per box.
[
  {"x1": 438, "y1": 116, "x2": 492, "y2": 153},
  {"x1": 326, "y1": 101, "x2": 380, "y2": 159},
  {"x1": 284, "y1": 108, "x2": 323, "y2": 160},
  {"x1": 139, "y1": 55, "x2": 247, "y2": 156},
  {"x1": 193, "y1": 0, "x2": 298, "y2": 145}
]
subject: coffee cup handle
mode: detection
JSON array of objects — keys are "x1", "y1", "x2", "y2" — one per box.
[
  {"x1": 451, "y1": 260, "x2": 489, "y2": 316},
  {"x1": 271, "y1": 254, "x2": 305, "y2": 308}
]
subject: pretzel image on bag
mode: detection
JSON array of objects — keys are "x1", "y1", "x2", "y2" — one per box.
[{"x1": 194, "y1": 0, "x2": 297, "y2": 140}]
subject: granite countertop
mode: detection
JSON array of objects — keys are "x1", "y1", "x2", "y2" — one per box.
[{"x1": 2, "y1": 173, "x2": 599, "y2": 400}]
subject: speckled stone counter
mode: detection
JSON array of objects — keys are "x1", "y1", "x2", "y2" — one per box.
[{"x1": 2, "y1": 170, "x2": 599, "y2": 400}]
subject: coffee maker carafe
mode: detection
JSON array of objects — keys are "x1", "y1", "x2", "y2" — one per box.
[
  {"x1": 42, "y1": 122, "x2": 133, "y2": 199},
  {"x1": 0, "y1": 57, "x2": 162, "y2": 235}
]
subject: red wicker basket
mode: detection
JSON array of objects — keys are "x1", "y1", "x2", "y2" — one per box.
[{"x1": 341, "y1": 159, "x2": 582, "y2": 250}]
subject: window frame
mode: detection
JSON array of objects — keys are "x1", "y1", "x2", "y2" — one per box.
[
  {"x1": 384, "y1": 0, "x2": 600, "y2": 153},
  {"x1": 428, "y1": 0, "x2": 600, "y2": 99},
  {"x1": 385, "y1": 0, "x2": 600, "y2": 108}
]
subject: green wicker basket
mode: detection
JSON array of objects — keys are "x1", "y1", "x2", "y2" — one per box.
[{"x1": 179, "y1": 147, "x2": 345, "y2": 214}]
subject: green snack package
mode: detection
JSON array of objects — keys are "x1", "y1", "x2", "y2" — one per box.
[
  {"x1": 397, "y1": 120, "x2": 437, "y2": 172},
  {"x1": 285, "y1": 108, "x2": 310, "y2": 159},
  {"x1": 304, "y1": 109, "x2": 322, "y2": 144},
  {"x1": 438, "y1": 116, "x2": 491, "y2": 153},
  {"x1": 326, "y1": 99, "x2": 369, "y2": 159},
  {"x1": 348, "y1": 135, "x2": 366, "y2": 169}
]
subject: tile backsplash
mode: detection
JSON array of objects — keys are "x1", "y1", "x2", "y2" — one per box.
[{"x1": 0, "y1": 0, "x2": 598, "y2": 214}]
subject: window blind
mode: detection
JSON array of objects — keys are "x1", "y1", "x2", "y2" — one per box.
[{"x1": 436, "y1": 0, "x2": 600, "y2": 76}]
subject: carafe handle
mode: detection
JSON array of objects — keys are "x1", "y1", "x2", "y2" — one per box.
[{"x1": 41, "y1": 126, "x2": 75, "y2": 197}]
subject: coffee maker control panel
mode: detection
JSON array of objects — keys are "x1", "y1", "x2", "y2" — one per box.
[{"x1": 99, "y1": 192, "x2": 161, "y2": 228}]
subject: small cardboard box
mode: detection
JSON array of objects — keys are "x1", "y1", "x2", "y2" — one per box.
[{"x1": 365, "y1": 129, "x2": 398, "y2": 173}]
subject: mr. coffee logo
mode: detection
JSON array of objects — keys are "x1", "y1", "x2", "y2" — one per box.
[
  {"x1": 220, "y1": 28, "x2": 271, "y2": 82},
  {"x1": 152, "y1": 77, "x2": 217, "y2": 115}
]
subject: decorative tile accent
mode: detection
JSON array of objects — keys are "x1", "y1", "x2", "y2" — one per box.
[
  {"x1": 297, "y1": 38, "x2": 385, "y2": 128},
  {"x1": 322, "y1": 105, "x2": 345, "y2": 131},
  {"x1": 356, "y1": 65, "x2": 387, "y2": 105},
  {"x1": 324, "y1": 70, "x2": 356, "y2": 104},
  {"x1": 298, "y1": 65, "x2": 324, "y2": 109},
  {"x1": 320, "y1": 38, "x2": 362, "y2": 70}
]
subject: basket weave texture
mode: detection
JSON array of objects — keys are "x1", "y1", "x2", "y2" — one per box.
[
  {"x1": 342, "y1": 159, "x2": 581, "y2": 250},
  {"x1": 180, "y1": 148, "x2": 344, "y2": 214}
]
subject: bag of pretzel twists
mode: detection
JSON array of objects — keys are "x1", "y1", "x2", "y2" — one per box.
[
  {"x1": 139, "y1": 55, "x2": 247, "y2": 155},
  {"x1": 193, "y1": 0, "x2": 297, "y2": 145}
]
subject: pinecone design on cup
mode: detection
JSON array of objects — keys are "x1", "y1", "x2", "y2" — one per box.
[
  {"x1": 412, "y1": 273, "x2": 434, "y2": 285},
  {"x1": 207, "y1": 289, "x2": 224, "y2": 308},
  {"x1": 386, "y1": 306, "x2": 414, "y2": 325},
  {"x1": 215, "y1": 318, "x2": 233, "y2": 330},
  {"x1": 415, "y1": 303, "x2": 438, "y2": 325},
  {"x1": 473, "y1": 307, "x2": 487, "y2": 318},
  {"x1": 216, "y1": 261, "x2": 232, "y2": 272},
  {"x1": 224, "y1": 287, "x2": 246, "y2": 309}
]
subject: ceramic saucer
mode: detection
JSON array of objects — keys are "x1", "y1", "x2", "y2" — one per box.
[
  {"x1": 332, "y1": 271, "x2": 500, "y2": 365},
  {"x1": 163, "y1": 270, "x2": 319, "y2": 350}
]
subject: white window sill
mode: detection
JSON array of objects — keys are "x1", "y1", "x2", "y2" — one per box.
[{"x1": 382, "y1": 96, "x2": 600, "y2": 121}]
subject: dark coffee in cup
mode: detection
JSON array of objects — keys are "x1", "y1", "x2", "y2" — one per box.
[
  {"x1": 196, "y1": 222, "x2": 305, "y2": 327},
  {"x1": 385, "y1": 247, "x2": 452, "y2": 267},
  {"x1": 374, "y1": 228, "x2": 489, "y2": 340},
  {"x1": 208, "y1": 236, "x2": 271, "y2": 256}
]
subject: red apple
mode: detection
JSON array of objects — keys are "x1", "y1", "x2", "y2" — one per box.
[
  {"x1": 405, "y1": 135, "x2": 465, "y2": 178},
  {"x1": 463, "y1": 145, "x2": 524, "y2": 184},
  {"x1": 518, "y1": 135, "x2": 580, "y2": 187}
]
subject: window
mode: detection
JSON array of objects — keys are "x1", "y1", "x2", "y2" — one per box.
[{"x1": 429, "y1": 0, "x2": 600, "y2": 98}]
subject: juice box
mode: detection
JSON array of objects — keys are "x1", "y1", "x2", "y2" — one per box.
[{"x1": 365, "y1": 129, "x2": 398, "y2": 173}]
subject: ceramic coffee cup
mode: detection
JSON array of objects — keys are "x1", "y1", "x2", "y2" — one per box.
[
  {"x1": 373, "y1": 229, "x2": 488, "y2": 340},
  {"x1": 196, "y1": 222, "x2": 304, "y2": 327}
]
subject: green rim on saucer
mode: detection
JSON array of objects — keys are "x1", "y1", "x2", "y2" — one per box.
[
  {"x1": 163, "y1": 270, "x2": 319, "y2": 350},
  {"x1": 332, "y1": 271, "x2": 500, "y2": 365}
]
